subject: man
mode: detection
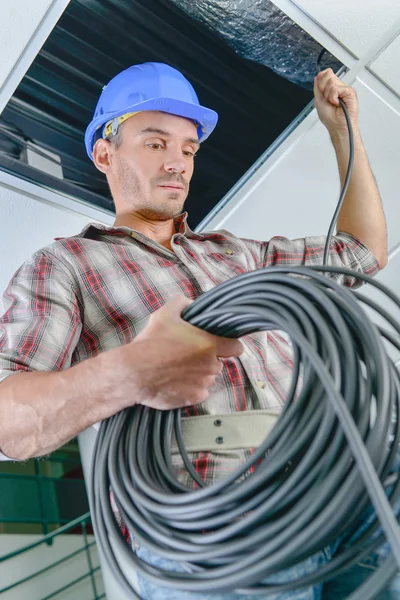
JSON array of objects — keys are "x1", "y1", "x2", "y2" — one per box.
[{"x1": 0, "y1": 63, "x2": 387, "y2": 598}]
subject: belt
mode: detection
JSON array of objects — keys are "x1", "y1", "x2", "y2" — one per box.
[{"x1": 171, "y1": 410, "x2": 279, "y2": 452}]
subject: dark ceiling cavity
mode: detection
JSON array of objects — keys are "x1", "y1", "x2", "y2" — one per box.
[{"x1": 0, "y1": 0, "x2": 315, "y2": 228}]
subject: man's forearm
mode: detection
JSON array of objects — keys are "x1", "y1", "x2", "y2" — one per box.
[
  {"x1": 331, "y1": 129, "x2": 388, "y2": 268},
  {"x1": 0, "y1": 346, "x2": 132, "y2": 460}
]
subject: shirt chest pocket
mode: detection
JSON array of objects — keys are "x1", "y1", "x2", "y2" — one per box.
[{"x1": 204, "y1": 250, "x2": 249, "y2": 281}]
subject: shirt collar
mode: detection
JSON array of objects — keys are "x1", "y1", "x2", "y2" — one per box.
[{"x1": 56, "y1": 212, "x2": 201, "y2": 241}]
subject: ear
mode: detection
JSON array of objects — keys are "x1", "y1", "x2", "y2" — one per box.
[{"x1": 93, "y1": 139, "x2": 113, "y2": 173}]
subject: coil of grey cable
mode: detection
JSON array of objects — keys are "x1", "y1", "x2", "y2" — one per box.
[{"x1": 89, "y1": 263, "x2": 400, "y2": 600}]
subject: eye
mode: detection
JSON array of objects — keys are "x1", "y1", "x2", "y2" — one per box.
[
  {"x1": 183, "y1": 150, "x2": 196, "y2": 158},
  {"x1": 147, "y1": 142, "x2": 164, "y2": 150}
]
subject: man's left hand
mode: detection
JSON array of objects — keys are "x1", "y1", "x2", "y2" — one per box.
[{"x1": 314, "y1": 68, "x2": 359, "y2": 137}]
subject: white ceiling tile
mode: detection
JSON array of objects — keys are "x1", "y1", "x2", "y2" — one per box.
[
  {"x1": 0, "y1": 0, "x2": 53, "y2": 89},
  {"x1": 291, "y1": 0, "x2": 400, "y2": 57},
  {"x1": 369, "y1": 33, "x2": 400, "y2": 97}
]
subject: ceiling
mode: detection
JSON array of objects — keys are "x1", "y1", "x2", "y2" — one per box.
[{"x1": 0, "y1": 0, "x2": 313, "y2": 228}]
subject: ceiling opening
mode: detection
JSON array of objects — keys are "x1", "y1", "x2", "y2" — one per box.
[{"x1": 0, "y1": 0, "x2": 342, "y2": 229}]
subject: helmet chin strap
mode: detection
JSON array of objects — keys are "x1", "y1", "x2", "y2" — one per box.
[
  {"x1": 103, "y1": 112, "x2": 141, "y2": 139},
  {"x1": 102, "y1": 111, "x2": 201, "y2": 142}
]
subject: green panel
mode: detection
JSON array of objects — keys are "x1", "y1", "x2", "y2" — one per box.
[
  {"x1": 0, "y1": 475, "x2": 59, "y2": 522},
  {"x1": 0, "y1": 441, "x2": 87, "y2": 533},
  {"x1": 55, "y1": 478, "x2": 90, "y2": 522},
  {"x1": 0, "y1": 475, "x2": 88, "y2": 523}
]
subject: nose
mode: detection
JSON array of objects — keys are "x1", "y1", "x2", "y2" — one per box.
[{"x1": 163, "y1": 147, "x2": 186, "y2": 175}]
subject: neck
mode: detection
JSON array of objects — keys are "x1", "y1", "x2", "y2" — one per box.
[{"x1": 113, "y1": 211, "x2": 178, "y2": 250}]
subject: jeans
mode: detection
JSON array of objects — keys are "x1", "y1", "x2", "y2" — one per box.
[
  {"x1": 134, "y1": 541, "x2": 329, "y2": 600},
  {"x1": 132, "y1": 458, "x2": 400, "y2": 599},
  {"x1": 133, "y1": 531, "x2": 400, "y2": 600}
]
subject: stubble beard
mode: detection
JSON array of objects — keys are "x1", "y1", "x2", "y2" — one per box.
[{"x1": 117, "y1": 155, "x2": 186, "y2": 220}]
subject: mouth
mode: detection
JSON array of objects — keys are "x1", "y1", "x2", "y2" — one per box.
[{"x1": 158, "y1": 184, "x2": 185, "y2": 191}]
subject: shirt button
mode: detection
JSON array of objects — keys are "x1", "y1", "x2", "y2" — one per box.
[
  {"x1": 131, "y1": 232, "x2": 137, "y2": 239},
  {"x1": 225, "y1": 249, "x2": 233, "y2": 255},
  {"x1": 256, "y1": 379, "x2": 266, "y2": 389},
  {"x1": 133, "y1": 541, "x2": 140, "y2": 551}
]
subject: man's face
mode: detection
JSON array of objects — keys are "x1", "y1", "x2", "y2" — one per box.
[{"x1": 98, "y1": 111, "x2": 199, "y2": 220}]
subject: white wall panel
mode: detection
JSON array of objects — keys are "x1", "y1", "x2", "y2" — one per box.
[
  {"x1": 290, "y1": 0, "x2": 400, "y2": 57},
  {"x1": 79, "y1": 427, "x2": 140, "y2": 600},
  {"x1": 352, "y1": 78, "x2": 400, "y2": 253},
  {"x1": 369, "y1": 32, "x2": 400, "y2": 98},
  {"x1": 0, "y1": 179, "x2": 113, "y2": 308}
]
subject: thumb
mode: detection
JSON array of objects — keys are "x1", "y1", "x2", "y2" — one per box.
[
  {"x1": 313, "y1": 76, "x2": 326, "y2": 107},
  {"x1": 214, "y1": 336, "x2": 244, "y2": 359},
  {"x1": 163, "y1": 296, "x2": 244, "y2": 358},
  {"x1": 163, "y1": 295, "x2": 193, "y2": 319}
]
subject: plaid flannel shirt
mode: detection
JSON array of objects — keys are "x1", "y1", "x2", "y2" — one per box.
[{"x1": 0, "y1": 212, "x2": 379, "y2": 485}]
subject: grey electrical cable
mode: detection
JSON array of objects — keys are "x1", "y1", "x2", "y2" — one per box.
[
  {"x1": 316, "y1": 48, "x2": 355, "y2": 266},
  {"x1": 323, "y1": 97, "x2": 354, "y2": 266},
  {"x1": 88, "y1": 75, "x2": 400, "y2": 599}
]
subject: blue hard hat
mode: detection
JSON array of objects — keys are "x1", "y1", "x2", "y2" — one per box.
[{"x1": 84, "y1": 62, "x2": 219, "y2": 160}]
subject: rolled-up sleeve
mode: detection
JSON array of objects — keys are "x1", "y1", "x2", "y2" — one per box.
[
  {"x1": 244, "y1": 231, "x2": 380, "y2": 288},
  {"x1": 0, "y1": 249, "x2": 82, "y2": 385}
]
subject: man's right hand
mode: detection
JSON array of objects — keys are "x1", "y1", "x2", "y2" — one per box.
[
  {"x1": 119, "y1": 296, "x2": 243, "y2": 410},
  {"x1": 0, "y1": 296, "x2": 243, "y2": 460}
]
